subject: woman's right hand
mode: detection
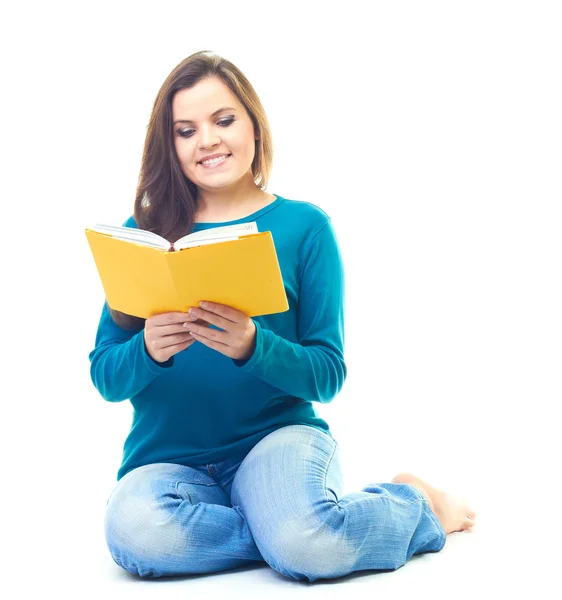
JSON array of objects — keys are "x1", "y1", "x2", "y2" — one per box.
[{"x1": 144, "y1": 311, "x2": 207, "y2": 363}]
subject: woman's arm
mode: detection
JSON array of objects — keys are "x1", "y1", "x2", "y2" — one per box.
[
  {"x1": 88, "y1": 300, "x2": 174, "y2": 402},
  {"x1": 232, "y1": 219, "x2": 346, "y2": 403}
]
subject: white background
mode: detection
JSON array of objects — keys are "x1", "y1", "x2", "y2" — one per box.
[{"x1": 2, "y1": 1, "x2": 560, "y2": 597}]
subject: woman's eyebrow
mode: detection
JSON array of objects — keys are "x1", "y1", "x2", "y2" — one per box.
[{"x1": 173, "y1": 107, "x2": 236, "y2": 126}]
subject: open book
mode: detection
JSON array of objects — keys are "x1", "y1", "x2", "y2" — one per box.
[
  {"x1": 85, "y1": 221, "x2": 289, "y2": 319},
  {"x1": 88, "y1": 221, "x2": 259, "y2": 251}
]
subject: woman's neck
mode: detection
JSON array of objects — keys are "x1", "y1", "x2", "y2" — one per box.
[{"x1": 195, "y1": 182, "x2": 272, "y2": 223}]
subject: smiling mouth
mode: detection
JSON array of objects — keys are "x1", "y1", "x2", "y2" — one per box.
[{"x1": 198, "y1": 154, "x2": 232, "y2": 166}]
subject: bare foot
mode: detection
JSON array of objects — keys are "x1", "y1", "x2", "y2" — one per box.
[{"x1": 391, "y1": 472, "x2": 476, "y2": 534}]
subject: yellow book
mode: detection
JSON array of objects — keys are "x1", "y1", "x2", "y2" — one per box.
[{"x1": 85, "y1": 221, "x2": 289, "y2": 319}]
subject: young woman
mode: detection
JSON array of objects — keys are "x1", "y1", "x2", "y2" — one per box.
[{"x1": 89, "y1": 50, "x2": 476, "y2": 582}]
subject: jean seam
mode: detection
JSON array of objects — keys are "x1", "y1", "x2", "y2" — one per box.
[{"x1": 322, "y1": 441, "x2": 339, "y2": 502}]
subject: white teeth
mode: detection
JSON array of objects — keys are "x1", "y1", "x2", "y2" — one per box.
[{"x1": 200, "y1": 155, "x2": 228, "y2": 165}]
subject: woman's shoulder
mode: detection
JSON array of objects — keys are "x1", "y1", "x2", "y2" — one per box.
[{"x1": 277, "y1": 195, "x2": 331, "y2": 227}]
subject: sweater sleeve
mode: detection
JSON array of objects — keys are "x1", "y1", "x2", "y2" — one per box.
[
  {"x1": 232, "y1": 219, "x2": 346, "y2": 403},
  {"x1": 88, "y1": 300, "x2": 175, "y2": 402}
]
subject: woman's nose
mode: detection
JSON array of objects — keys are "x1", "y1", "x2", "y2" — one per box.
[{"x1": 199, "y1": 125, "x2": 220, "y2": 148}]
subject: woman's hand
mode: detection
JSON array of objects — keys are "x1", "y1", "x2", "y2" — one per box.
[
  {"x1": 144, "y1": 311, "x2": 209, "y2": 363},
  {"x1": 182, "y1": 301, "x2": 256, "y2": 361}
]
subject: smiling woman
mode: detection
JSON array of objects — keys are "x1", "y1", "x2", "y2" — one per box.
[
  {"x1": 171, "y1": 77, "x2": 270, "y2": 220},
  {"x1": 89, "y1": 49, "x2": 475, "y2": 584}
]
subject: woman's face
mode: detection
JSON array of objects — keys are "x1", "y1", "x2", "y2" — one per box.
[{"x1": 172, "y1": 76, "x2": 257, "y2": 192}]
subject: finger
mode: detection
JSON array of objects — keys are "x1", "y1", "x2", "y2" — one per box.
[
  {"x1": 189, "y1": 330, "x2": 232, "y2": 355},
  {"x1": 184, "y1": 322, "x2": 227, "y2": 343},
  {"x1": 166, "y1": 338, "x2": 195, "y2": 356},
  {"x1": 187, "y1": 306, "x2": 231, "y2": 330},
  {"x1": 156, "y1": 318, "x2": 210, "y2": 338},
  {"x1": 181, "y1": 318, "x2": 211, "y2": 331},
  {"x1": 156, "y1": 332, "x2": 194, "y2": 349},
  {"x1": 149, "y1": 311, "x2": 192, "y2": 326},
  {"x1": 196, "y1": 301, "x2": 247, "y2": 324}
]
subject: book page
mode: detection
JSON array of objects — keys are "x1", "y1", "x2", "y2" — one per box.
[
  {"x1": 176, "y1": 236, "x2": 246, "y2": 249},
  {"x1": 174, "y1": 222, "x2": 258, "y2": 250},
  {"x1": 89, "y1": 224, "x2": 171, "y2": 250},
  {"x1": 87, "y1": 221, "x2": 259, "y2": 251}
]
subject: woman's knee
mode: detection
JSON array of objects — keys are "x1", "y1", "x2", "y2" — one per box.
[
  {"x1": 104, "y1": 466, "x2": 198, "y2": 577},
  {"x1": 264, "y1": 517, "x2": 356, "y2": 582}
]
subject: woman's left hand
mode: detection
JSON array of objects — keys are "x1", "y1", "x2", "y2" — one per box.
[{"x1": 182, "y1": 301, "x2": 256, "y2": 361}]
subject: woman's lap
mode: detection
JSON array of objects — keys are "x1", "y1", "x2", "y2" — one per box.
[{"x1": 105, "y1": 424, "x2": 446, "y2": 581}]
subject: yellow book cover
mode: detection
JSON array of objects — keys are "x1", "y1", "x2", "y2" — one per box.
[{"x1": 85, "y1": 224, "x2": 289, "y2": 319}]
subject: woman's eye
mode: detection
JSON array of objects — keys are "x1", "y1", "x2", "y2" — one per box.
[
  {"x1": 177, "y1": 129, "x2": 194, "y2": 138},
  {"x1": 177, "y1": 117, "x2": 235, "y2": 138}
]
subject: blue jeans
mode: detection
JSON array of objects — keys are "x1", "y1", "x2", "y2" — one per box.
[{"x1": 105, "y1": 424, "x2": 446, "y2": 582}]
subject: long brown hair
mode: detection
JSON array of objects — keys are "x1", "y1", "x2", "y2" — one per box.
[{"x1": 109, "y1": 50, "x2": 274, "y2": 331}]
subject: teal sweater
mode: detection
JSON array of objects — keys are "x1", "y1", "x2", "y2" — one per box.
[{"x1": 89, "y1": 194, "x2": 346, "y2": 481}]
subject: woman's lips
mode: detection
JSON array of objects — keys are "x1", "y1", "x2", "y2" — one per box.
[{"x1": 198, "y1": 154, "x2": 231, "y2": 168}]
